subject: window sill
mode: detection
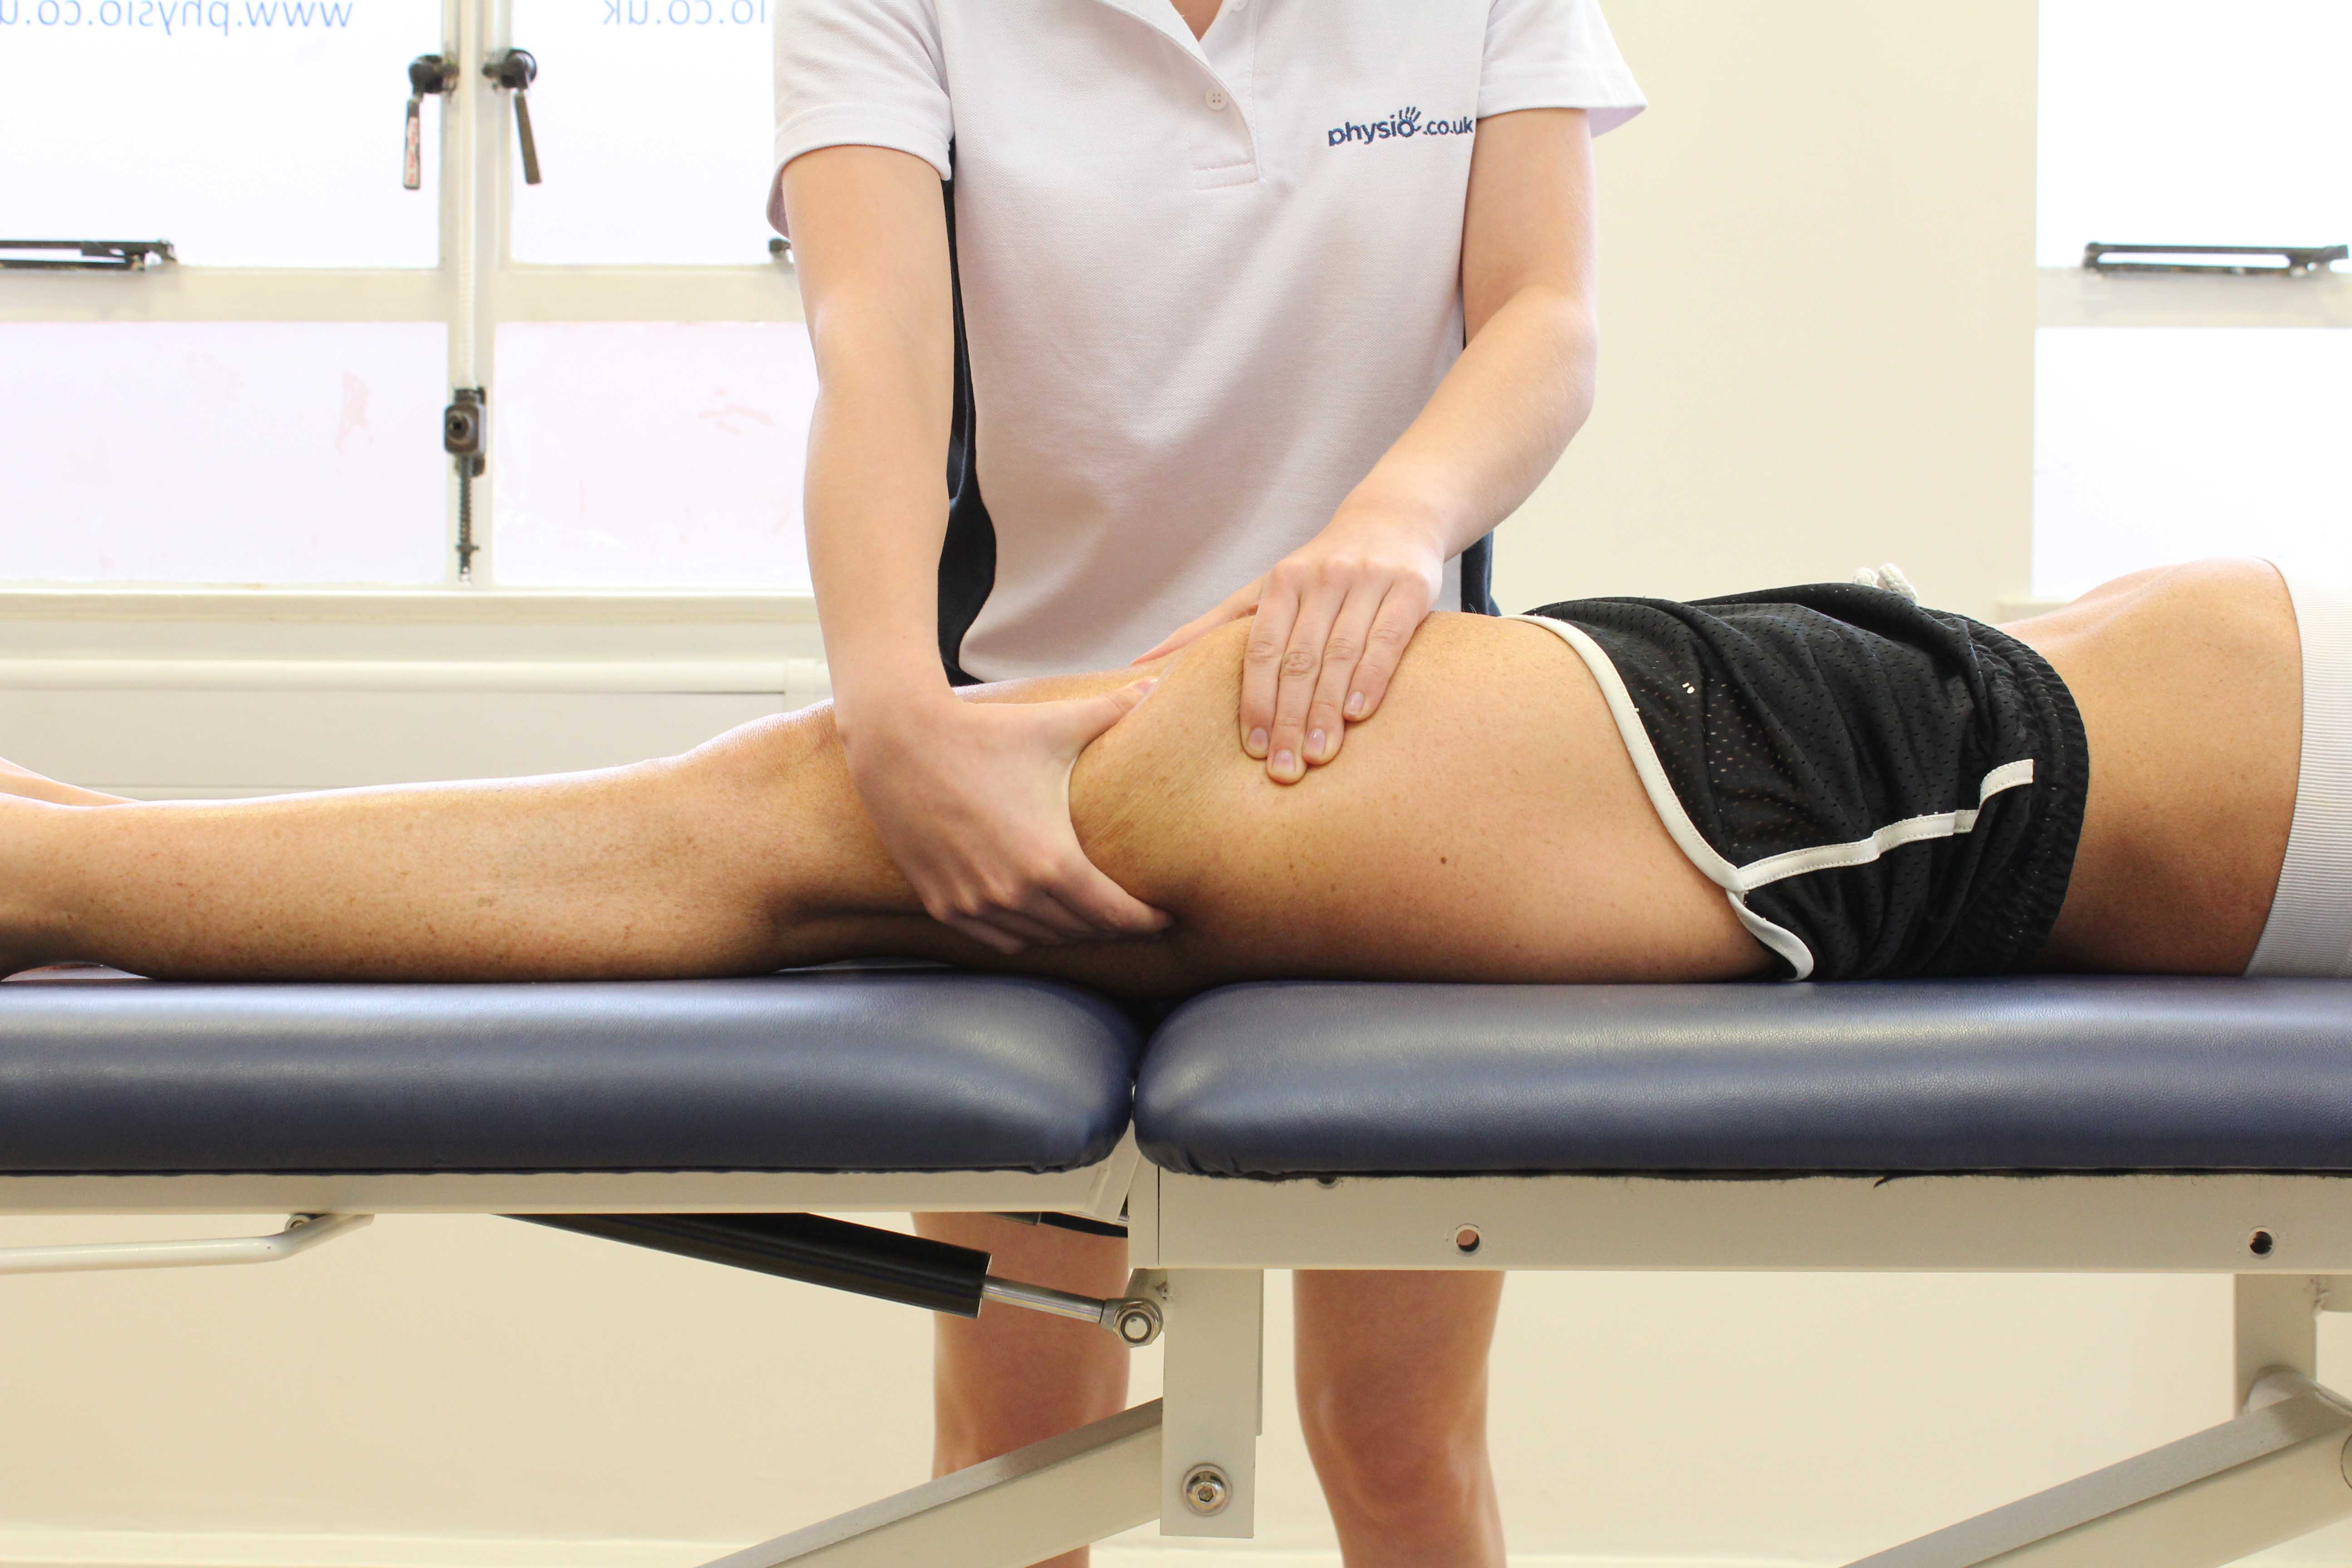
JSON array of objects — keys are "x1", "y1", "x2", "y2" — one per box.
[
  {"x1": 0, "y1": 587, "x2": 818, "y2": 625},
  {"x1": 0, "y1": 588, "x2": 830, "y2": 698},
  {"x1": 0, "y1": 657, "x2": 826, "y2": 696},
  {"x1": 2038, "y1": 265, "x2": 2352, "y2": 330},
  {"x1": 0, "y1": 264, "x2": 802, "y2": 325}
]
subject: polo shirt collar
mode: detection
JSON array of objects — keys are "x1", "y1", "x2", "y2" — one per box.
[
  {"x1": 1083, "y1": 0, "x2": 1212, "y2": 64},
  {"x1": 1082, "y1": 0, "x2": 1258, "y2": 160}
]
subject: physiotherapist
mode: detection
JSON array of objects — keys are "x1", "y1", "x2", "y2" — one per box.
[{"x1": 769, "y1": 2, "x2": 1642, "y2": 1562}]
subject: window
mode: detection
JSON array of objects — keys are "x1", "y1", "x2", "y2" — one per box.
[
  {"x1": 506, "y1": 0, "x2": 779, "y2": 266},
  {"x1": 4, "y1": 0, "x2": 445, "y2": 268},
  {"x1": 2032, "y1": 0, "x2": 2352, "y2": 600},
  {"x1": 1, "y1": 320, "x2": 448, "y2": 583},
  {"x1": 494, "y1": 321, "x2": 814, "y2": 590},
  {"x1": 0, "y1": 0, "x2": 808, "y2": 591}
]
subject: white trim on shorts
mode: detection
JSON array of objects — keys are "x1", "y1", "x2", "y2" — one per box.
[
  {"x1": 2246, "y1": 561, "x2": 2352, "y2": 978},
  {"x1": 1512, "y1": 614, "x2": 2036, "y2": 982}
]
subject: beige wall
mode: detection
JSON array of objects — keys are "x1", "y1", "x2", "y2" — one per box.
[
  {"x1": 1494, "y1": 0, "x2": 2038, "y2": 624},
  {"x1": 8, "y1": 5, "x2": 2336, "y2": 1568}
]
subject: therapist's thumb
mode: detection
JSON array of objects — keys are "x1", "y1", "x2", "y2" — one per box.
[{"x1": 1044, "y1": 679, "x2": 1158, "y2": 758}]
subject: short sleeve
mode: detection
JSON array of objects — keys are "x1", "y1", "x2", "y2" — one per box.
[
  {"x1": 1478, "y1": 0, "x2": 1647, "y2": 136},
  {"x1": 770, "y1": 0, "x2": 954, "y2": 234}
]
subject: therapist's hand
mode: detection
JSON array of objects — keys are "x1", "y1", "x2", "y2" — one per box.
[
  {"x1": 1134, "y1": 506, "x2": 1446, "y2": 783},
  {"x1": 840, "y1": 684, "x2": 1173, "y2": 954}
]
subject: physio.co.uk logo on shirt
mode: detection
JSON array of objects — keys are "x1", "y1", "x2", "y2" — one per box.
[{"x1": 1327, "y1": 106, "x2": 1474, "y2": 148}]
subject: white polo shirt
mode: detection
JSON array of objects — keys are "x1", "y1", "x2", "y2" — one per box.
[{"x1": 772, "y1": 0, "x2": 1644, "y2": 681}]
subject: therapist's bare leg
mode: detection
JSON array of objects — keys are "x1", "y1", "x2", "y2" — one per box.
[
  {"x1": 916, "y1": 1215, "x2": 1131, "y2": 1568},
  {"x1": 1298, "y1": 1271, "x2": 1508, "y2": 1568}
]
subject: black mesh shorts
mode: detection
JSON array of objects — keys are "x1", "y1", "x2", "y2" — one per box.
[{"x1": 1518, "y1": 582, "x2": 2089, "y2": 981}]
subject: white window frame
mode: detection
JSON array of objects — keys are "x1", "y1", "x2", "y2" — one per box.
[
  {"x1": 5, "y1": 0, "x2": 808, "y2": 597},
  {"x1": 2017, "y1": 32, "x2": 2352, "y2": 620},
  {"x1": 2006, "y1": 261, "x2": 2352, "y2": 622},
  {"x1": 0, "y1": 0, "x2": 828, "y2": 799},
  {"x1": 0, "y1": 0, "x2": 824, "y2": 777},
  {"x1": 2038, "y1": 261, "x2": 2352, "y2": 337}
]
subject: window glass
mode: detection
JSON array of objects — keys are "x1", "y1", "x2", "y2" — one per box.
[
  {"x1": 505, "y1": 0, "x2": 777, "y2": 265},
  {"x1": 2033, "y1": 328, "x2": 2352, "y2": 601},
  {"x1": 0, "y1": 0, "x2": 446, "y2": 268},
  {"x1": 491, "y1": 321, "x2": 813, "y2": 588},
  {"x1": 0, "y1": 321, "x2": 447, "y2": 583},
  {"x1": 2037, "y1": 0, "x2": 2352, "y2": 267}
]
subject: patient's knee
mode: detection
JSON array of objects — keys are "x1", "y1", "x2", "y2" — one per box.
[
  {"x1": 692, "y1": 692, "x2": 848, "y2": 778},
  {"x1": 1067, "y1": 622, "x2": 1254, "y2": 900},
  {"x1": 668, "y1": 702, "x2": 870, "y2": 903}
]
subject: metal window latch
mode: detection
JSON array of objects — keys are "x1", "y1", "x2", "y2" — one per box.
[
  {"x1": 444, "y1": 387, "x2": 486, "y2": 581},
  {"x1": 0, "y1": 240, "x2": 174, "y2": 272},
  {"x1": 486, "y1": 48, "x2": 542, "y2": 186},
  {"x1": 403, "y1": 53, "x2": 458, "y2": 191},
  {"x1": 2083, "y1": 241, "x2": 2349, "y2": 277}
]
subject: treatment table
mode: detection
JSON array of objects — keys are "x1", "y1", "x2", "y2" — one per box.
[{"x1": 5, "y1": 967, "x2": 2352, "y2": 1567}]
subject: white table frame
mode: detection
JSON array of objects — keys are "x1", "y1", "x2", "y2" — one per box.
[{"x1": 12, "y1": 1161, "x2": 2352, "y2": 1568}]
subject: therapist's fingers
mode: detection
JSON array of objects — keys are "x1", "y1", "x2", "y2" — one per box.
[
  {"x1": 1238, "y1": 582, "x2": 1301, "y2": 761},
  {"x1": 1131, "y1": 579, "x2": 1261, "y2": 666},
  {"x1": 1013, "y1": 881, "x2": 1118, "y2": 942},
  {"x1": 943, "y1": 909, "x2": 1063, "y2": 954},
  {"x1": 933, "y1": 881, "x2": 1087, "y2": 949},
  {"x1": 1039, "y1": 855, "x2": 1173, "y2": 940},
  {"x1": 1020, "y1": 683, "x2": 1172, "y2": 937},
  {"x1": 1343, "y1": 578, "x2": 1436, "y2": 728},
  {"x1": 944, "y1": 860, "x2": 1157, "y2": 953},
  {"x1": 1264, "y1": 588, "x2": 1344, "y2": 784},
  {"x1": 1299, "y1": 586, "x2": 1391, "y2": 769},
  {"x1": 916, "y1": 685, "x2": 1169, "y2": 952}
]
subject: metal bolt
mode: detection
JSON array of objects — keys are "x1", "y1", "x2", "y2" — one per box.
[
  {"x1": 1108, "y1": 1298, "x2": 1164, "y2": 1346},
  {"x1": 1181, "y1": 1464, "x2": 1231, "y2": 1516}
]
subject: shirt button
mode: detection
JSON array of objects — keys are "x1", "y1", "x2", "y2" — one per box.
[{"x1": 1205, "y1": 87, "x2": 1229, "y2": 111}]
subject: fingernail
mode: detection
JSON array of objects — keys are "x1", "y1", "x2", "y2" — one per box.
[
  {"x1": 1247, "y1": 727, "x2": 1268, "y2": 757},
  {"x1": 1273, "y1": 748, "x2": 1297, "y2": 777},
  {"x1": 1345, "y1": 691, "x2": 1366, "y2": 718},
  {"x1": 1135, "y1": 678, "x2": 1158, "y2": 695},
  {"x1": 1308, "y1": 728, "x2": 1328, "y2": 759}
]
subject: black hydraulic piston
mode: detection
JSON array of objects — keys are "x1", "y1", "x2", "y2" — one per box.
[{"x1": 516, "y1": 1212, "x2": 991, "y2": 1318}]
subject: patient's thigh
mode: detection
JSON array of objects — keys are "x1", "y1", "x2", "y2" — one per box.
[{"x1": 1070, "y1": 616, "x2": 1765, "y2": 985}]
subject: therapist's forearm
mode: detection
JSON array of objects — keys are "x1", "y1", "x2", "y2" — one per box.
[
  {"x1": 802, "y1": 350, "x2": 958, "y2": 733},
  {"x1": 1339, "y1": 287, "x2": 1598, "y2": 558},
  {"x1": 779, "y1": 143, "x2": 1170, "y2": 949},
  {"x1": 784, "y1": 143, "x2": 963, "y2": 738}
]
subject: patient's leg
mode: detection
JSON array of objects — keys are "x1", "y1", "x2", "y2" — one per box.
[
  {"x1": 0, "y1": 617, "x2": 1764, "y2": 998},
  {"x1": 0, "y1": 759, "x2": 128, "y2": 808}
]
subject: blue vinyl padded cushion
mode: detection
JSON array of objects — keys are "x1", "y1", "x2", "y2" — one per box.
[
  {"x1": 1137, "y1": 977, "x2": 2352, "y2": 1176},
  {"x1": 0, "y1": 971, "x2": 1141, "y2": 1176}
]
